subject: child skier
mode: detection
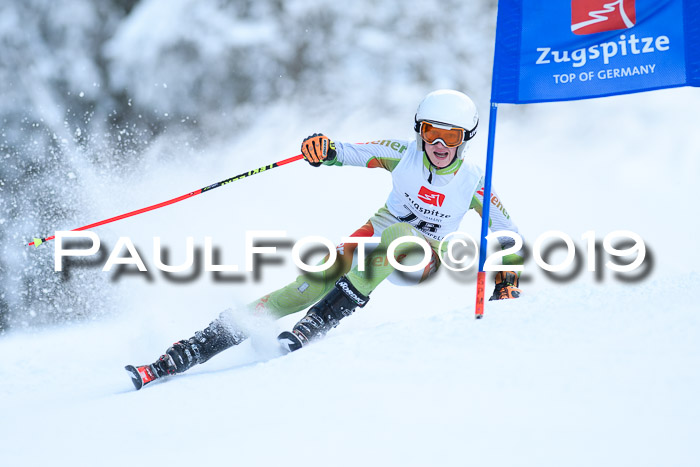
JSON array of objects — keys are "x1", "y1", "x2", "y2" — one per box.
[{"x1": 126, "y1": 89, "x2": 523, "y2": 389}]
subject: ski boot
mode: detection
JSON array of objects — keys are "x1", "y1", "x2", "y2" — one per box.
[
  {"x1": 278, "y1": 276, "x2": 369, "y2": 352},
  {"x1": 125, "y1": 311, "x2": 247, "y2": 390},
  {"x1": 489, "y1": 270, "x2": 522, "y2": 300}
]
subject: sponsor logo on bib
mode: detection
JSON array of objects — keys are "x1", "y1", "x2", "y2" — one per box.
[{"x1": 417, "y1": 186, "x2": 445, "y2": 207}]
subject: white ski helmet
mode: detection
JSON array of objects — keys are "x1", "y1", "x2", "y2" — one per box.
[{"x1": 414, "y1": 89, "x2": 479, "y2": 160}]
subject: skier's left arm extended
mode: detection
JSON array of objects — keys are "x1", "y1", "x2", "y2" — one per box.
[
  {"x1": 326, "y1": 139, "x2": 409, "y2": 171},
  {"x1": 299, "y1": 133, "x2": 409, "y2": 172}
]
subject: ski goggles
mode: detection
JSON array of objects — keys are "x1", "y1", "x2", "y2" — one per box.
[{"x1": 416, "y1": 121, "x2": 470, "y2": 147}]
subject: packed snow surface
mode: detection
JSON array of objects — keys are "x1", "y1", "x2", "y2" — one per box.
[
  {"x1": 2, "y1": 13, "x2": 699, "y2": 462},
  {"x1": 2, "y1": 277, "x2": 699, "y2": 466}
]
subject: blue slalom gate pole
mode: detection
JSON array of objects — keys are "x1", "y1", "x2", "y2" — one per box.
[{"x1": 475, "y1": 102, "x2": 498, "y2": 318}]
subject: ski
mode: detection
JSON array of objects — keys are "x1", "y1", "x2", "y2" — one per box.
[
  {"x1": 125, "y1": 364, "x2": 162, "y2": 390},
  {"x1": 127, "y1": 332, "x2": 303, "y2": 390},
  {"x1": 277, "y1": 331, "x2": 304, "y2": 353}
]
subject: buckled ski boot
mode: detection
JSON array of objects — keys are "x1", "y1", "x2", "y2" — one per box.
[
  {"x1": 126, "y1": 311, "x2": 247, "y2": 389},
  {"x1": 160, "y1": 315, "x2": 247, "y2": 374},
  {"x1": 278, "y1": 276, "x2": 369, "y2": 352}
]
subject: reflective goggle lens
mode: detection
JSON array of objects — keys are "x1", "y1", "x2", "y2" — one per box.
[{"x1": 419, "y1": 121, "x2": 465, "y2": 147}]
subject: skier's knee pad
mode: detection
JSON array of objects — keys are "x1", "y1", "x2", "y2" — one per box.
[
  {"x1": 379, "y1": 222, "x2": 419, "y2": 246},
  {"x1": 347, "y1": 222, "x2": 435, "y2": 288},
  {"x1": 380, "y1": 222, "x2": 435, "y2": 286},
  {"x1": 380, "y1": 222, "x2": 430, "y2": 262}
]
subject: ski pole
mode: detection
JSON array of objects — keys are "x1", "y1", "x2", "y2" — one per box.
[{"x1": 28, "y1": 154, "x2": 305, "y2": 247}]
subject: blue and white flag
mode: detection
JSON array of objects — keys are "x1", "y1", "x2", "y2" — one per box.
[{"x1": 491, "y1": 0, "x2": 700, "y2": 103}]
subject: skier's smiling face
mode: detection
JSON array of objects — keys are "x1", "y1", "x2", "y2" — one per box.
[{"x1": 425, "y1": 141, "x2": 458, "y2": 168}]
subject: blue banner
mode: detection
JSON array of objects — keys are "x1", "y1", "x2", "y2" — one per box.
[{"x1": 492, "y1": 0, "x2": 700, "y2": 103}]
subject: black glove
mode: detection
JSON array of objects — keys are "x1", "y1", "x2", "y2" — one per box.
[{"x1": 301, "y1": 133, "x2": 336, "y2": 167}]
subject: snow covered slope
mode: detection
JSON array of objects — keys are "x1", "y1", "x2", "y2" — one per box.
[
  {"x1": 2, "y1": 0, "x2": 700, "y2": 464},
  {"x1": 1, "y1": 277, "x2": 698, "y2": 467},
  {"x1": 2, "y1": 54, "x2": 699, "y2": 467}
]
